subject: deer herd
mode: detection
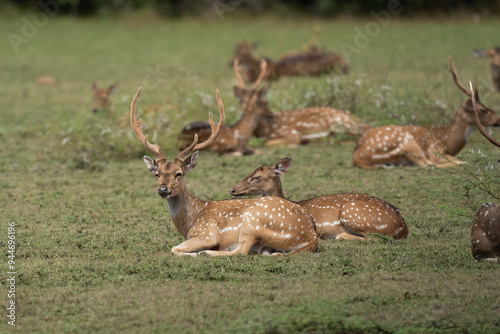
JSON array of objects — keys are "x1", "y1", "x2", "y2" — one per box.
[{"x1": 108, "y1": 40, "x2": 500, "y2": 261}]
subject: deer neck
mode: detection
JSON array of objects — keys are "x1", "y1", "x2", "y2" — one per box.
[
  {"x1": 232, "y1": 105, "x2": 262, "y2": 139},
  {"x1": 166, "y1": 187, "x2": 206, "y2": 239},
  {"x1": 430, "y1": 107, "x2": 472, "y2": 156},
  {"x1": 263, "y1": 178, "x2": 286, "y2": 198}
]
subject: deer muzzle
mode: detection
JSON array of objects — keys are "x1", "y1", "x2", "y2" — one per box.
[{"x1": 158, "y1": 185, "x2": 171, "y2": 198}]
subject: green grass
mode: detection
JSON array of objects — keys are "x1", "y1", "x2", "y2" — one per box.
[{"x1": 1, "y1": 11, "x2": 500, "y2": 333}]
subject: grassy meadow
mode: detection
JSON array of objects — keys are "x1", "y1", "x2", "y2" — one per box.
[{"x1": 1, "y1": 10, "x2": 500, "y2": 333}]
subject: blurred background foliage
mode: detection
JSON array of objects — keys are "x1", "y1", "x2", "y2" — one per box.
[{"x1": 4, "y1": 0, "x2": 500, "y2": 18}]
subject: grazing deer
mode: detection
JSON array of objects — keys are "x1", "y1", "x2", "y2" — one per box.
[
  {"x1": 92, "y1": 82, "x2": 118, "y2": 113},
  {"x1": 177, "y1": 60, "x2": 271, "y2": 156},
  {"x1": 352, "y1": 56, "x2": 500, "y2": 169},
  {"x1": 469, "y1": 83, "x2": 500, "y2": 262},
  {"x1": 473, "y1": 47, "x2": 500, "y2": 91},
  {"x1": 131, "y1": 87, "x2": 318, "y2": 256},
  {"x1": 229, "y1": 41, "x2": 348, "y2": 84},
  {"x1": 230, "y1": 158, "x2": 408, "y2": 240}
]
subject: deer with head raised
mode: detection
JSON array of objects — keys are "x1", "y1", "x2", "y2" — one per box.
[
  {"x1": 473, "y1": 47, "x2": 500, "y2": 91},
  {"x1": 230, "y1": 158, "x2": 408, "y2": 240},
  {"x1": 177, "y1": 59, "x2": 272, "y2": 156},
  {"x1": 132, "y1": 88, "x2": 318, "y2": 256},
  {"x1": 352, "y1": 56, "x2": 500, "y2": 169},
  {"x1": 92, "y1": 82, "x2": 118, "y2": 113},
  {"x1": 229, "y1": 41, "x2": 348, "y2": 84},
  {"x1": 469, "y1": 82, "x2": 500, "y2": 262}
]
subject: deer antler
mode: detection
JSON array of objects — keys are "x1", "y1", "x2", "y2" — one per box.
[
  {"x1": 470, "y1": 81, "x2": 500, "y2": 148},
  {"x1": 130, "y1": 87, "x2": 165, "y2": 160},
  {"x1": 233, "y1": 59, "x2": 245, "y2": 88},
  {"x1": 252, "y1": 60, "x2": 267, "y2": 90},
  {"x1": 448, "y1": 55, "x2": 472, "y2": 97},
  {"x1": 177, "y1": 89, "x2": 225, "y2": 160}
]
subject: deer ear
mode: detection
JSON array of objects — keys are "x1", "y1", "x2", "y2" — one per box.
[
  {"x1": 274, "y1": 158, "x2": 292, "y2": 175},
  {"x1": 184, "y1": 151, "x2": 199, "y2": 172},
  {"x1": 143, "y1": 156, "x2": 158, "y2": 173},
  {"x1": 108, "y1": 82, "x2": 118, "y2": 94}
]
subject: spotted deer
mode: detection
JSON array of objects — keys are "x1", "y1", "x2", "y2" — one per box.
[
  {"x1": 473, "y1": 47, "x2": 500, "y2": 91},
  {"x1": 469, "y1": 83, "x2": 500, "y2": 262},
  {"x1": 92, "y1": 82, "x2": 118, "y2": 113},
  {"x1": 131, "y1": 87, "x2": 318, "y2": 256},
  {"x1": 352, "y1": 56, "x2": 500, "y2": 169},
  {"x1": 229, "y1": 41, "x2": 348, "y2": 84},
  {"x1": 177, "y1": 60, "x2": 271, "y2": 156},
  {"x1": 230, "y1": 158, "x2": 408, "y2": 240}
]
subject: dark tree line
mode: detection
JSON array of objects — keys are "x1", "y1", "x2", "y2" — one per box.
[{"x1": 6, "y1": 0, "x2": 500, "y2": 17}]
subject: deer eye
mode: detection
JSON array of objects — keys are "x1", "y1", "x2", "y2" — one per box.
[
  {"x1": 251, "y1": 176, "x2": 261, "y2": 182},
  {"x1": 175, "y1": 172, "x2": 183, "y2": 178},
  {"x1": 480, "y1": 109, "x2": 488, "y2": 114}
]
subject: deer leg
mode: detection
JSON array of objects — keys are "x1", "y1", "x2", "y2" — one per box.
[
  {"x1": 265, "y1": 137, "x2": 301, "y2": 148},
  {"x1": 428, "y1": 153, "x2": 465, "y2": 167},
  {"x1": 335, "y1": 232, "x2": 366, "y2": 241},
  {"x1": 171, "y1": 237, "x2": 218, "y2": 257}
]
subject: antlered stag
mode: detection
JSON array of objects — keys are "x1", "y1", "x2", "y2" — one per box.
[
  {"x1": 352, "y1": 56, "x2": 500, "y2": 169},
  {"x1": 230, "y1": 158, "x2": 408, "y2": 240},
  {"x1": 177, "y1": 60, "x2": 271, "y2": 156},
  {"x1": 470, "y1": 83, "x2": 500, "y2": 262},
  {"x1": 131, "y1": 87, "x2": 318, "y2": 256}
]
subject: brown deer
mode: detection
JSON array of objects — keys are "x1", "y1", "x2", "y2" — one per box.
[
  {"x1": 470, "y1": 82, "x2": 500, "y2": 262},
  {"x1": 92, "y1": 82, "x2": 118, "y2": 113},
  {"x1": 229, "y1": 41, "x2": 348, "y2": 84},
  {"x1": 473, "y1": 47, "x2": 500, "y2": 91},
  {"x1": 352, "y1": 56, "x2": 500, "y2": 169},
  {"x1": 177, "y1": 60, "x2": 271, "y2": 156},
  {"x1": 131, "y1": 87, "x2": 318, "y2": 256},
  {"x1": 230, "y1": 158, "x2": 408, "y2": 240}
]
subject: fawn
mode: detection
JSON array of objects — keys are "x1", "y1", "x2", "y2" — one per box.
[{"x1": 92, "y1": 82, "x2": 118, "y2": 113}]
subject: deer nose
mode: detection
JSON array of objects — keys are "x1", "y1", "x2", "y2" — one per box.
[{"x1": 158, "y1": 185, "x2": 170, "y2": 196}]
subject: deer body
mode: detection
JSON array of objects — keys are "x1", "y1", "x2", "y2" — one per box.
[
  {"x1": 262, "y1": 107, "x2": 370, "y2": 147},
  {"x1": 353, "y1": 56, "x2": 500, "y2": 169},
  {"x1": 132, "y1": 88, "x2": 318, "y2": 256},
  {"x1": 230, "y1": 158, "x2": 408, "y2": 240},
  {"x1": 230, "y1": 42, "x2": 348, "y2": 84},
  {"x1": 469, "y1": 84, "x2": 500, "y2": 262}
]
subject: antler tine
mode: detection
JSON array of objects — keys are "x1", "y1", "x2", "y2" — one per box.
[
  {"x1": 470, "y1": 81, "x2": 500, "y2": 148},
  {"x1": 448, "y1": 55, "x2": 471, "y2": 97},
  {"x1": 252, "y1": 59, "x2": 267, "y2": 90},
  {"x1": 130, "y1": 87, "x2": 165, "y2": 160},
  {"x1": 176, "y1": 89, "x2": 226, "y2": 160},
  {"x1": 233, "y1": 58, "x2": 245, "y2": 88}
]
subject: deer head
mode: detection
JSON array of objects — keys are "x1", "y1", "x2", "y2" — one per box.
[
  {"x1": 92, "y1": 82, "x2": 118, "y2": 113},
  {"x1": 448, "y1": 56, "x2": 500, "y2": 127},
  {"x1": 230, "y1": 158, "x2": 291, "y2": 197},
  {"x1": 130, "y1": 87, "x2": 225, "y2": 199}
]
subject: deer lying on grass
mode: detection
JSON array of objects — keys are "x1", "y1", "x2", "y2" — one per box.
[
  {"x1": 469, "y1": 83, "x2": 500, "y2": 262},
  {"x1": 352, "y1": 56, "x2": 500, "y2": 169},
  {"x1": 473, "y1": 47, "x2": 500, "y2": 91},
  {"x1": 177, "y1": 60, "x2": 271, "y2": 156},
  {"x1": 230, "y1": 158, "x2": 408, "y2": 240},
  {"x1": 92, "y1": 82, "x2": 118, "y2": 113},
  {"x1": 230, "y1": 41, "x2": 348, "y2": 84},
  {"x1": 131, "y1": 87, "x2": 318, "y2": 256}
]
